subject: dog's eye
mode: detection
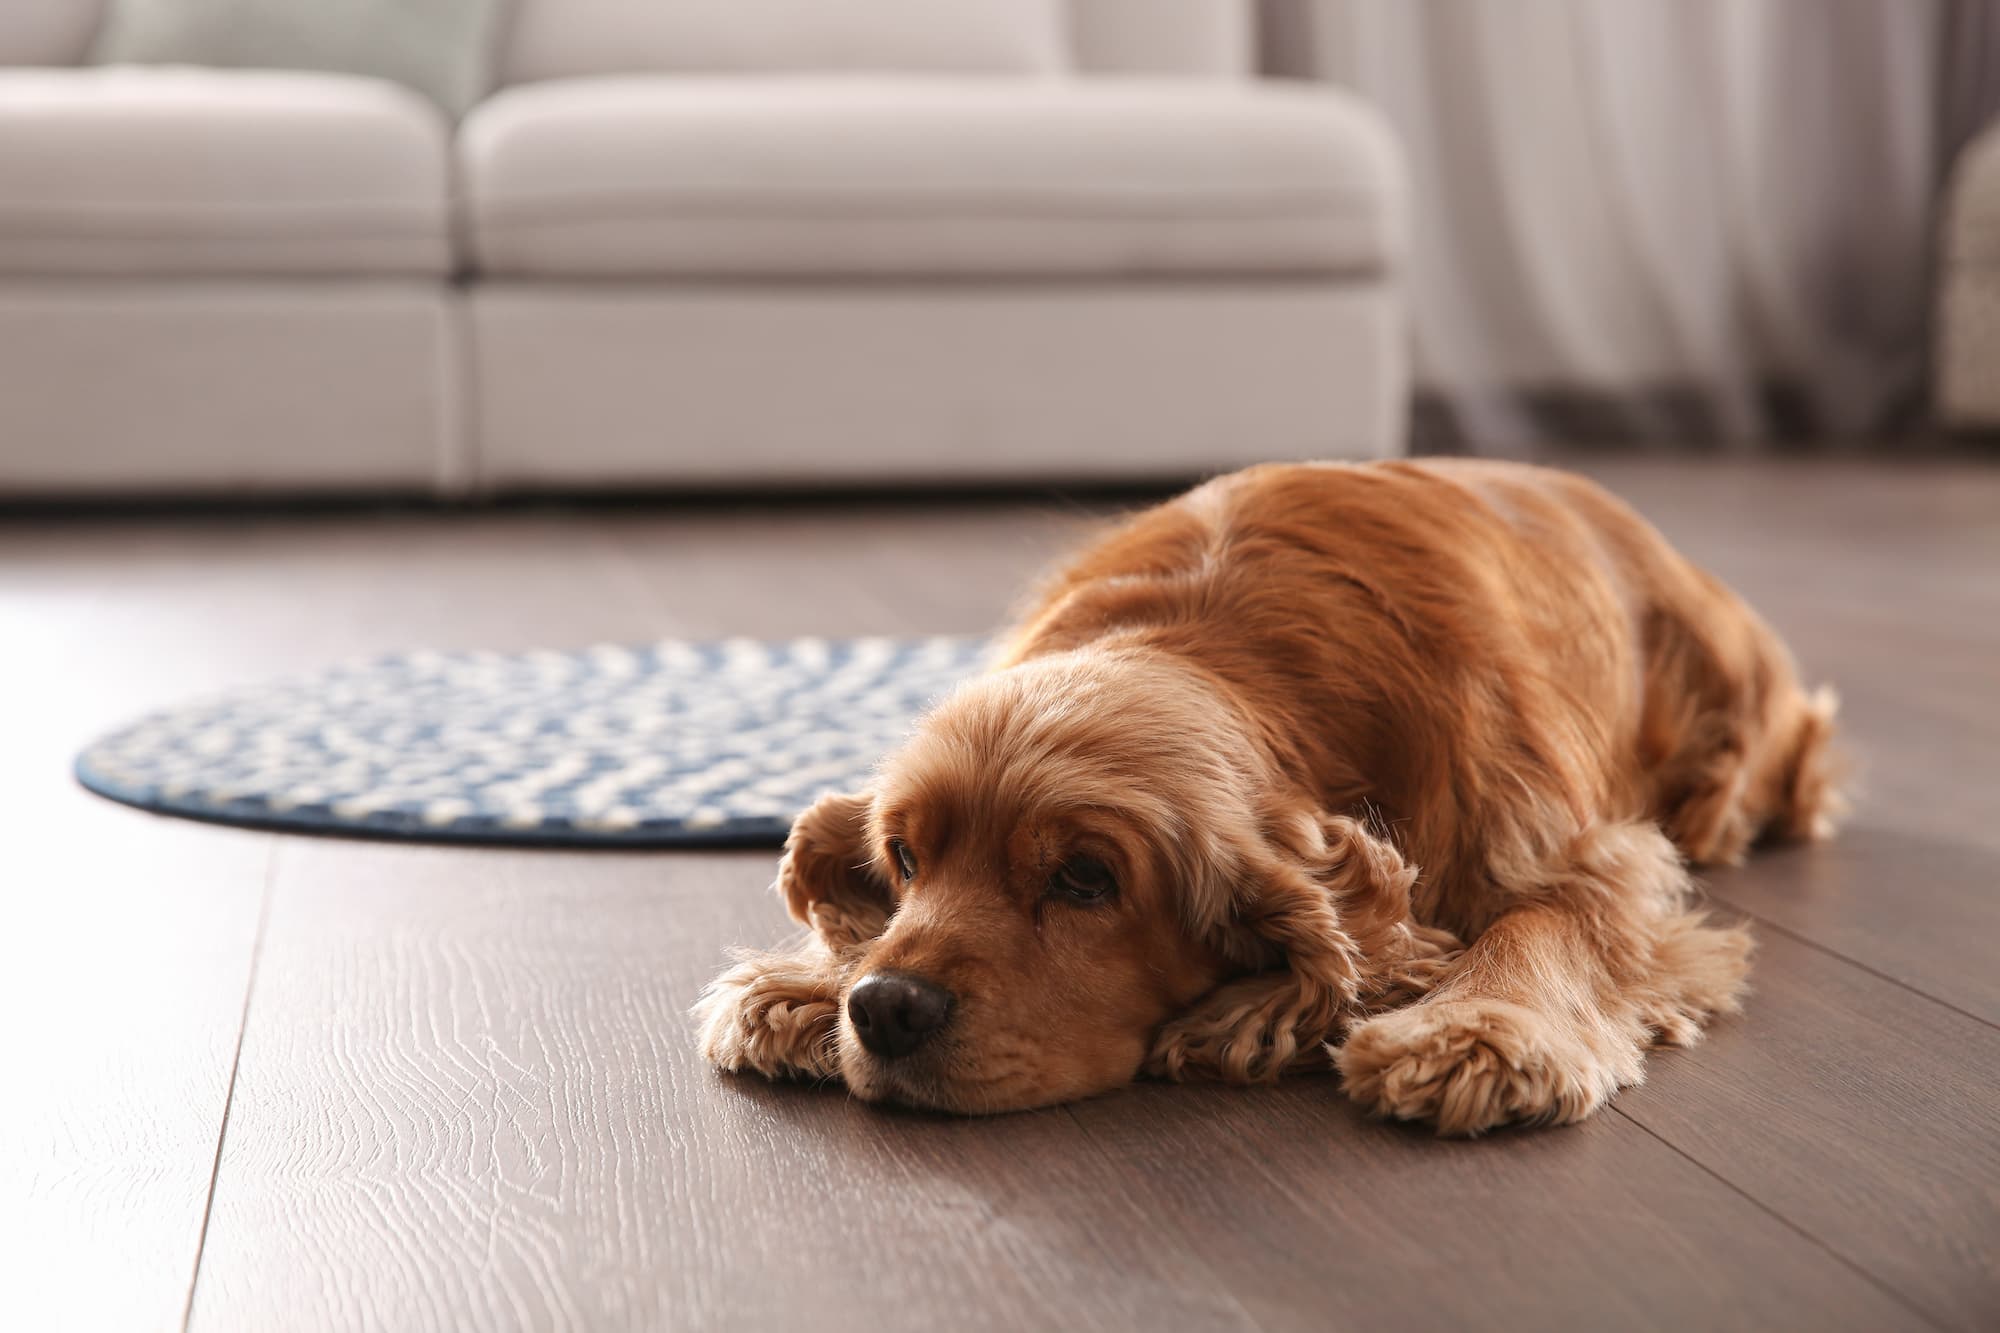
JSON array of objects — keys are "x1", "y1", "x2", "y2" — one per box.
[
  {"x1": 889, "y1": 838, "x2": 917, "y2": 881},
  {"x1": 1049, "y1": 856, "x2": 1116, "y2": 904}
]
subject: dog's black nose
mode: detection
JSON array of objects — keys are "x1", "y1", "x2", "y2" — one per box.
[{"x1": 847, "y1": 972, "x2": 953, "y2": 1059}]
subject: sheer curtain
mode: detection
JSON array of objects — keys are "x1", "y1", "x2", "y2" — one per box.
[{"x1": 1274, "y1": 0, "x2": 2000, "y2": 451}]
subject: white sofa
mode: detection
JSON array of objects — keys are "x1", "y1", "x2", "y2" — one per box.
[
  {"x1": 0, "y1": 0, "x2": 1407, "y2": 495},
  {"x1": 1939, "y1": 120, "x2": 2000, "y2": 428}
]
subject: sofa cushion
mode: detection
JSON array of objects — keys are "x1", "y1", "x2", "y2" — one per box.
[
  {"x1": 1068, "y1": 0, "x2": 1249, "y2": 77},
  {"x1": 461, "y1": 78, "x2": 1403, "y2": 280},
  {"x1": 89, "y1": 0, "x2": 511, "y2": 116},
  {"x1": 500, "y1": 0, "x2": 1067, "y2": 87},
  {"x1": 0, "y1": 67, "x2": 452, "y2": 277}
]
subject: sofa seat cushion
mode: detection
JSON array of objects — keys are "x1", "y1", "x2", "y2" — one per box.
[
  {"x1": 0, "y1": 67, "x2": 452, "y2": 278},
  {"x1": 460, "y1": 78, "x2": 1402, "y2": 279}
]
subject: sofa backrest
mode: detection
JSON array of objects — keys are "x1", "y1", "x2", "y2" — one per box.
[
  {"x1": 499, "y1": 0, "x2": 1253, "y2": 86},
  {"x1": 1069, "y1": 0, "x2": 1249, "y2": 77},
  {"x1": 3, "y1": 0, "x2": 1253, "y2": 81},
  {"x1": 0, "y1": 0, "x2": 104, "y2": 65}
]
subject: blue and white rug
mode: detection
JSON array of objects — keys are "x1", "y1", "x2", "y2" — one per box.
[{"x1": 75, "y1": 636, "x2": 992, "y2": 846}]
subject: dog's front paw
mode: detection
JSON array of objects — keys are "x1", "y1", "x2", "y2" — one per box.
[
  {"x1": 1335, "y1": 999, "x2": 1639, "y2": 1136},
  {"x1": 695, "y1": 954, "x2": 844, "y2": 1082},
  {"x1": 1147, "y1": 973, "x2": 1334, "y2": 1084}
]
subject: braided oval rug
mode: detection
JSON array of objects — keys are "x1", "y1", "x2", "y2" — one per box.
[{"x1": 74, "y1": 636, "x2": 990, "y2": 847}]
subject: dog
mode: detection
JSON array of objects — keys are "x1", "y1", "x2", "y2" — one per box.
[{"x1": 696, "y1": 460, "x2": 1841, "y2": 1134}]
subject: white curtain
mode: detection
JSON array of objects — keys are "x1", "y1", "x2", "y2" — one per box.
[{"x1": 1287, "y1": 0, "x2": 1999, "y2": 450}]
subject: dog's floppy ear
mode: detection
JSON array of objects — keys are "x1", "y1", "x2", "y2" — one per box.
[
  {"x1": 777, "y1": 788, "x2": 895, "y2": 951},
  {"x1": 1149, "y1": 808, "x2": 1460, "y2": 1085},
  {"x1": 1206, "y1": 811, "x2": 1460, "y2": 1031}
]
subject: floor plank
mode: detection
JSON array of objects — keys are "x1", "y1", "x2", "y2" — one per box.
[
  {"x1": 0, "y1": 511, "x2": 680, "y2": 1332},
  {"x1": 0, "y1": 809, "x2": 266, "y2": 1333},
  {"x1": 1065, "y1": 1079, "x2": 1923, "y2": 1332},
  {"x1": 7, "y1": 457, "x2": 1996, "y2": 1331},
  {"x1": 191, "y1": 838, "x2": 1930, "y2": 1333},
  {"x1": 596, "y1": 499, "x2": 1097, "y2": 640},
  {"x1": 1615, "y1": 923, "x2": 2000, "y2": 1332},
  {"x1": 1703, "y1": 829, "x2": 2000, "y2": 1026},
  {"x1": 187, "y1": 842, "x2": 1262, "y2": 1333},
  {"x1": 0, "y1": 550, "x2": 273, "y2": 1333}
]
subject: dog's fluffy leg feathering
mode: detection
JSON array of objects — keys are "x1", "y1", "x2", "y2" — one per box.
[
  {"x1": 1335, "y1": 819, "x2": 1752, "y2": 1135},
  {"x1": 1149, "y1": 815, "x2": 1462, "y2": 1084}
]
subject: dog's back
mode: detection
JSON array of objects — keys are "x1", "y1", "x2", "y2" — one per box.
[{"x1": 1004, "y1": 459, "x2": 1839, "y2": 930}]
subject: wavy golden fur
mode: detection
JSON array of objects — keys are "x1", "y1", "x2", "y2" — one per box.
[{"x1": 698, "y1": 460, "x2": 1841, "y2": 1133}]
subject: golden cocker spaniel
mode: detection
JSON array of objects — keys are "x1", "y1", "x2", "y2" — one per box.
[{"x1": 697, "y1": 460, "x2": 1840, "y2": 1134}]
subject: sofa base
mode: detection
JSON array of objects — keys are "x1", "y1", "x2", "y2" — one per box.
[
  {"x1": 0, "y1": 282, "x2": 456, "y2": 495},
  {"x1": 469, "y1": 281, "x2": 1404, "y2": 490},
  {"x1": 0, "y1": 280, "x2": 1405, "y2": 494}
]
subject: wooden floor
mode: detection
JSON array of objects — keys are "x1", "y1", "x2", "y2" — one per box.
[{"x1": 4, "y1": 457, "x2": 1996, "y2": 1333}]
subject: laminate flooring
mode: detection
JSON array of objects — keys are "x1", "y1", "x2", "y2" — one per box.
[{"x1": 5, "y1": 457, "x2": 1995, "y2": 1332}]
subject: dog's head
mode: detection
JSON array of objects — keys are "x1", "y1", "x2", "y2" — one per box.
[{"x1": 778, "y1": 646, "x2": 1431, "y2": 1112}]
